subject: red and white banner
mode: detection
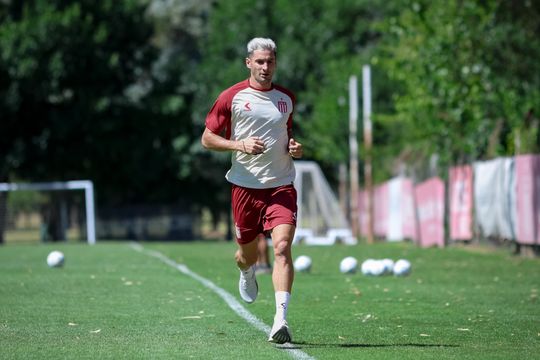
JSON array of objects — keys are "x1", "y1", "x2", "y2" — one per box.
[
  {"x1": 414, "y1": 177, "x2": 445, "y2": 247},
  {"x1": 515, "y1": 154, "x2": 540, "y2": 245},
  {"x1": 357, "y1": 153, "x2": 539, "y2": 247},
  {"x1": 387, "y1": 177, "x2": 417, "y2": 241},
  {"x1": 449, "y1": 165, "x2": 473, "y2": 241},
  {"x1": 359, "y1": 178, "x2": 417, "y2": 241}
]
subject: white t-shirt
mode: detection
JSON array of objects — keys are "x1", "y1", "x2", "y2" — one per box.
[{"x1": 205, "y1": 79, "x2": 296, "y2": 189}]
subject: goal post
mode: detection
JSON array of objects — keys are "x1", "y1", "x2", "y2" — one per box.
[
  {"x1": 293, "y1": 161, "x2": 357, "y2": 245},
  {"x1": 0, "y1": 180, "x2": 96, "y2": 244}
]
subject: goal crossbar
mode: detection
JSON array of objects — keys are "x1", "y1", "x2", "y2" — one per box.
[{"x1": 0, "y1": 180, "x2": 96, "y2": 244}]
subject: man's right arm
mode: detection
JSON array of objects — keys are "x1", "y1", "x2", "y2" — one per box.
[
  {"x1": 201, "y1": 127, "x2": 243, "y2": 152},
  {"x1": 202, "y1": 127, "x2": 266, "y2": 154}
]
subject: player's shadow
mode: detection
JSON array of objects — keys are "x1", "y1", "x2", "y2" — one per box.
[{"x1": 280, "y1": 341, "x2": 459, "y2": 350}]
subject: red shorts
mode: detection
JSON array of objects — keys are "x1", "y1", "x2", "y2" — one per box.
[{"x1": 231, "y1": 183, "x2": 297, "y2": 245}]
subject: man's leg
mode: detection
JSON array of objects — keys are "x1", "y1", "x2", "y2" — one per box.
[
  {"x1": 271, "y1": 224, "x2": 295, "y2": 292},
  {"x1": 235, "y1": 237, "x2": 259, "y2": 270},
  {"x1": 231, "y1": 184, "x2": 264, "y2": 303},
  {"x1": 236, "y1": 238, "x2": 259, "y2": 303},
  {"x1": 268, "y1": 223, "x2": 295, "y2": 343}
]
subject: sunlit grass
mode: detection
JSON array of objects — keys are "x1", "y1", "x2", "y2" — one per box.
[{"x1": 0, "y1": 241, "x2": 538, "y2": 359}]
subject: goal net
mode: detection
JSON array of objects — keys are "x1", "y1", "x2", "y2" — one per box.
[
  {"x1": 0, "y1": 181, "x2": 96, "y2": 244},
  {"x1": 293, "y1": 161, "x2": 357, "y2": 245}
]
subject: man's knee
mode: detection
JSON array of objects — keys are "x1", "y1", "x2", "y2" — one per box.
[{"x1": 273, "y1": 237, "x2": 291, "y2": 258}]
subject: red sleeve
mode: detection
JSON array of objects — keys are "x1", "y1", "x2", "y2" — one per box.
[
  {"x1": 205, "y1": 93, "x2": 231, "y2": 137},
  {"x1": 287, "y1": 114, "x2": 294, "y2": 139},
  {"x1": 205, "y1": 81, "x2": 249, "y2": 139}
]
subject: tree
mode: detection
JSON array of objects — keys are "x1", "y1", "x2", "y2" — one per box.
[
  {"x1": 0, "y1": 0, "x2": 195, "y2": 205},
  {"x1": 379, "y1": 0, "x2": 540, "y2": 176},
  {"x1": 0, "y1": 0, "x2": 203, "y2": 241}
]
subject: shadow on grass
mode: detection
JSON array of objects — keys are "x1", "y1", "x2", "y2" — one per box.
[{"x1": 280, "y1": 341, "x2": 459, "y2": 349}]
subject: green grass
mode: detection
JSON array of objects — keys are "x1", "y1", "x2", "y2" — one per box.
[{"x1": 0, "y1": 241, "x2": 539, "y2": 359}]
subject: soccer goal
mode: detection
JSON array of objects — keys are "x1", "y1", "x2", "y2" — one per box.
[
  {"x1": 293, "y1": 161, "x2": 357, "y2": 245},
  {"x1": 0, "y1": 180, "x2": 96, "y2": 244}
]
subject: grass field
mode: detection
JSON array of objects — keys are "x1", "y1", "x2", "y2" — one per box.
[{"x1": 0, "y1": 241, "x2": 539, "y2": 359}]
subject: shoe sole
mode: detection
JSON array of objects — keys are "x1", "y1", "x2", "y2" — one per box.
[{"x1": 268, "y1": 325, "x2": 291, "y2": 344}]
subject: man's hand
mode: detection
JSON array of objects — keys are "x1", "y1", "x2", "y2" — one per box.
[
  {"x1": 241, "y1": 136, "x2": 266, "y2": 155},
  {"x1": 288, "y1": 138, "x2": 303, "y2": 158}
]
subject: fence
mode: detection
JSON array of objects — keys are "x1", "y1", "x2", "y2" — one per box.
[{"x1": 358, "y1": 154, "x2": 540, "y2": 250}]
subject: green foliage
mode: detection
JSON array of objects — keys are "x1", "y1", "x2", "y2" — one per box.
[
  {"x1": 1, "y1": 0, "x2": 539, "y2": 215},
  {"x1": 5, "y1": 190, "x2": 46, "y2": 214},
  {"x1": 380, "y1": 0, "x2": 540, "y2": 173},
  {"x1": 0, "y1": 0, "x2": 194, "y2": 205}
]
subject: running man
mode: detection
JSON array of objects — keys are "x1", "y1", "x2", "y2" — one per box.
[{"x1": 201, "y1": 37, "x2": 302, "y2": 344}]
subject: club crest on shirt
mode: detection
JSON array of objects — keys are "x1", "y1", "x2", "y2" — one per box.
[
  {"x1": 278, "y1": 99, "x2": 288, "y2": 113},
  {"x1": 244, "y1": 102, "x2": 251, "y2": 111}
]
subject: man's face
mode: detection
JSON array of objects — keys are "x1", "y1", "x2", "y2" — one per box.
[{"x1": 246, "y1": 49, "x2": 276, "y2": 87}]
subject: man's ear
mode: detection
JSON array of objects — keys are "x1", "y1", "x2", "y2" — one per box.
[{"x1": 245, "y1": 57, "x2": 251, "y2": 69}]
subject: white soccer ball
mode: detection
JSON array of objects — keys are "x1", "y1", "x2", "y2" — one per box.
[
  {"x1": 294, "y1": 255, "x2": 312, "y2": 272},
  {"x1": 361, "y1": 259, "x2": 386, "y2": 276},
  {"x1": 381, "y1": 258, "x2": 395, "y2": 275},
  {"x1": 47, "y1": 250, "x2": 65, "y2": 268},
  {"x1": 361, "y1": 259, "x2": 375, "y2": 275},
  {"x1": 370, "y1": 260, "x2": 385, "y2": 276},
  {"x1": 339, "y1": 256, "x2": 358, "y2": 274},
  {"x1": 393, "y1": 259, "x2": 411, "y2": 276}
]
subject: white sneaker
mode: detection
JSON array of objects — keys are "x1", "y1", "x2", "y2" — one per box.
[
  {"x1": 238, "y1": 267, "x2": 258, "y2": 303},
  {"x1": 268, "y1": 319, "x2": 292, "y2": 344}
]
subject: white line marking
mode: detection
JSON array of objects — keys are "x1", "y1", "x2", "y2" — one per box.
[{"x1": 130, "y1": 243, "x2": 315, "y2": 360}]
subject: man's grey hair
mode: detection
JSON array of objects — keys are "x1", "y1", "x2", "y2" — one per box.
[{"x1": 247, "y1": 37, "x2": 277, "y2": 57}]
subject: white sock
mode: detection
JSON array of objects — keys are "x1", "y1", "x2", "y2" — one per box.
[{"x1": 274, "y1": 291, "x2": 290, "y2": 322}]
